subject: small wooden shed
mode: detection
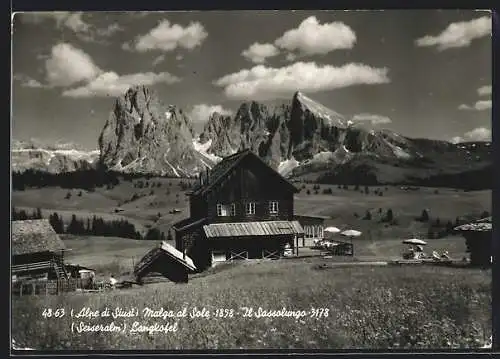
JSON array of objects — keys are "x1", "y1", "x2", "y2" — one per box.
[
  {"x1": 134, "y1": 241, "x2": 197, "y2": 283},
  {"x1": 454, "y1": 216, "x2": 492, "y2": 267},
  {"x1": 12, "y1": 219, "x2": 68, "y2": 280}
]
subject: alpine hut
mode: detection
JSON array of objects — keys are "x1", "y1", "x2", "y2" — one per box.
[
  {"x1": 454, "y1": 216, "x2": 492, "y2": 267},
  {"x1": 134, "y1": 241, "x2": 196, "y2": 283},
  {"x1": 12, "y1": 219, "x2": 68, "y2": 281},
  {"x1": 172, "y1": 149, "x2": 305, "y2": 271}
]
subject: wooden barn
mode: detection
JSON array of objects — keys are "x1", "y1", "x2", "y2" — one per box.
[
  {"x1": 12, "y1": 219, "x2": 68, "y2": 281},
  {"x1": 134, "y1": 241, "x2": 196, "y2": 283},
  {"x1": 172, "y1": 149, "x2": 305, "y2": 270},
  {"x1": 455, "y1": 216, "x2": 492, "y2": 267}
]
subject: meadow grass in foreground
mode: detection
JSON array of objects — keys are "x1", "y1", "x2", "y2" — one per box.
[{"x1": 12, "y1": 260, "x2": 491, "y2": 350}]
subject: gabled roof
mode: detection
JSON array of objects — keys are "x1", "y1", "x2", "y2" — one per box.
[
  {"x1": 191, "y1": 149, "x2": 299, "y2": 196},
  {"x1": 134, "y1": 241, "x2": 196, "y2": 279},
  {"x1": 12, "y1": 219, "x2": 66, "y2": 255},
  {"x1": 454, "y1": 216, "x2": 492, "y2": 232}
]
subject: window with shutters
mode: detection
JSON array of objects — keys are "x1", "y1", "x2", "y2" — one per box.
[
  {"x1": 246, "y1": 202, "x2": 256, "y2": 215},
  {"x1": 269, "y1": 201, "x2": 279, "y2": 214},
  {"x1": 217, "y1": 203, "x2": 236, "y2": 216}
]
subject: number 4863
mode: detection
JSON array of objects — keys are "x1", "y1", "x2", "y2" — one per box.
[{"x1": 42, "y1": 308, "x2": 65, "y2": 318}]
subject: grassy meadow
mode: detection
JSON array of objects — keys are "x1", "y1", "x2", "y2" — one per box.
[{"x1": 12, "y1": 259, "x2": 491, "y2": 350}]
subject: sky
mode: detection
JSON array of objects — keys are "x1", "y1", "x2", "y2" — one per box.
[{"x1": 12, "y1": 10, "x2": 492, "y2": 150}]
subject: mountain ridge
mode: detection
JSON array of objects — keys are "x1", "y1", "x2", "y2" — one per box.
[{"x1": 12, "y1": 86, "x2": 492, "y2": 189}]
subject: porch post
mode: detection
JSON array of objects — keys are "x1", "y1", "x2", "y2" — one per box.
[{"x1": 296, "y1": 235, "x2": 299, "y2": 256}]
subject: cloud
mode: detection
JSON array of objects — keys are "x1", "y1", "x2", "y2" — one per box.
[
  {"x1": 351, "y1": 113, "x2": 392, "y2": 125},
  {"x1": 129, "y1": 11, "x2": 150, "y2": 18},
  {"x1": 239, "y1": 16, "x2": 356, "y2": 63},
  {"x1": 242, "y1": 43, "x2": 279, "y2": 64},
  {"x1": 451, "y1": 127, "x2": 491, "y2": 143},
  {"x1": 188, "y1": 104, "x2": 233, "y2": 123},
  {"x1": 152, "y1": 54, "x2": 166, "y2": 66},
  {"x1": 415, "y1": 16, "x2": 491, "y2": 50},
  {"x1": 214, "y1": 61, "x2": 390, "y2": 100},
  {"x1": 45, "y1": 43, "x2": 102, "y2": 87},
  {"x1": 62, "y1": 71, "x2": 181, "y2": 98},
  {"x1": 61, "y1": 12, "x2": 91, "y2": 33},
  {"x1": 274, "y1": 16, "x2": 356, "y2": 56},
  {"x1": 96, "y1": 23, "x2": 124, "y2": 37},
  {"x1": 124, "y1": 19, "x2": 208, "y2": 52},
  {"x1": 19, "y1": 12, "x2": 123, "y2": 43},
  {"x1": 458, "y1": 100, "x2": 491, "y2": 111},
  {"x1": 33, "y1": 42, "x2": 181, "y2": 97},
  {"x1": 477, "y1": 85, "x2": 492, "y2": 96},
  {"x1": 13, "y1": 74, "x2": 46, "y2": 88}
]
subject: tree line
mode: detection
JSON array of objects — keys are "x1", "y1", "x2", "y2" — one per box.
[
  {"x1": 11, "y1": 168, "x2": 192, "y2": 191},
  {"x1": 12, "y1": 207, "x2": 170, "y2": 241}
]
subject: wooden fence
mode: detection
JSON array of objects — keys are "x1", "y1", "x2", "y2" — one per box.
[{"x1": 12, "y1": 278, "x2": 107, "y2": 297}]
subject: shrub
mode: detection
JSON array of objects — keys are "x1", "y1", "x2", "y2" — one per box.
[
  {"x1": 418, "y1": 210, "x2": 430, "y2": 222},
  {"x1": 65, "y1": 192, "x2": 71, "y2": 199},
  {"x1": 363, "y1": 210, "x2": 372, "y2": 220},
  {"x1": 382, "y1": 209, "x2": 394, "y2": 223}
]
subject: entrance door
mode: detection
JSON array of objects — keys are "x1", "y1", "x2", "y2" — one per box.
[{"x1": 211, "y1": 251, "x2": 227, "y2": 265}]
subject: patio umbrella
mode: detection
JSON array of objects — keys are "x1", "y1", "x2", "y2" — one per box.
[
  {"x1": 402, "y1": 238, "x2": 427, "y2": 246},
  {"x1": 324, "y1": 226, "x2": 341, "y2": 234},
  {"x1": 341, "y1": 229, "x2": 362, "y2": 237}
]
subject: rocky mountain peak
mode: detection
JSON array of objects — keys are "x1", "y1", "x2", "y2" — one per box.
[{"x1": 98, "y1": 86, "x2": 208, "y2": 176}]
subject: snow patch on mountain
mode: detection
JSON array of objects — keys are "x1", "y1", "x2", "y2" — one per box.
[
  {"x1": 163, "y1": 156, "x2": 180, "y2": 177},
  {"x1": 278, "y1": 158, "x2": 299, "y2": 176},
  {"x1": 312, "y1": 151, "x2": 336, "y2": 162},
  {"x1": 295, "y1": 91, "x2": 346, "y2": 128},
  {"x1": 385, "y1": 141, "x2": 412, "y2": 159},
  {"x1": 192, "y1": 138, "x2": 223, "y2": 163}
]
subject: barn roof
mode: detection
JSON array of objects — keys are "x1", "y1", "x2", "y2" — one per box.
[
  {"x1": 454, "y1": 216, "x2": 492, "y2": 232},
  {"x1": 160, "y1": 241, "x2": 196, "y2": 271},
  {"x1": 190, "y1": 149, "x2": 298, "y2": 196},
  {"x1": 12, "y1": 219, "x2": 66, "y2": 255},
  {"x1": 134, "y1": 241, "x2": 196, "y2": 279},
  {"x1": 203, "y1": 220, "x2": 304, "y2": 239}
]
